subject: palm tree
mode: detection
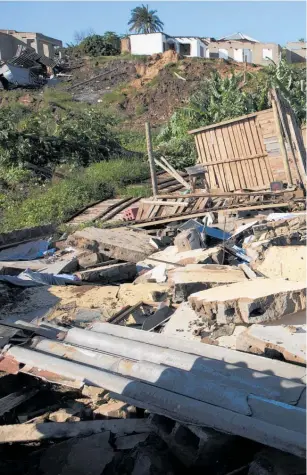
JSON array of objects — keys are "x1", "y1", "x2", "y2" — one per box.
[{"x1": 128, "y1": 4, "x2": 164, "y2": 34}]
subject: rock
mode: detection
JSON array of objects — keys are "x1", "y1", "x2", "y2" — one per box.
[
  {"x1": 68, "y1": 227, "x2": 155, "y2": 263},
  {"x1": 168, "y1": 264, "x2": 247, "y2": 303},
  {"x1": 189, "y1": 279, "x2": 306, "y2": 325},
  {"x1": 82, "y1": 385, "x2": 107, "y2": 401},
  {"x1": 174, "y1": 229, "x2": 202, "y2": 252},
  {"x1": 76, "y1": 262, "x2": 137, "y2": 283},
  {"x1": 114, "y1": 433, "x2": 149, "y2": 450},
  {"x1": 253, "y1": 246, "x2": 306, "y2": 281},
  {"x1": 48, "y1": 402, "x2": 85, "y2": 423},
  {"x1": 236, "y1": 310, "x2": 306, "y2": 364},
  {"x1": 38, "y1": 431, "x2": 114, "y2": 475},
  {"x1": 93, "y1": 401, "x2": 133, "y2": 419},
  {"x1": 77, "y1": 251, "x2": 104, "y2": 269}
]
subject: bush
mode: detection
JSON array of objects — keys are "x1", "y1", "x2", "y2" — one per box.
[{"x1": 81, "y1": 34, "x2": 120, "y2": 57}]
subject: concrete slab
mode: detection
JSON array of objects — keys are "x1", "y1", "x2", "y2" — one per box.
[
  {"x1": 162, "y1": 302, "x2": 201, "y2": 341},
  {"x1": 68, "y1": 227, "x2": 155, "y2": 263},
  {"x1": 142, "y1": 246, "x2": 223, "y2": 270},
  {"x1": 236, "y1": 310, "x2": 306, "y2": 364},
  {"x1": 253, "y1": 246, "x2": 306, "y2": 281},
  {"x1": 168, "y1": 264, "x2": 246, "y2": 302},
  {"x1": 189, "y1": 279, "x2": 306, "y2": 325}
]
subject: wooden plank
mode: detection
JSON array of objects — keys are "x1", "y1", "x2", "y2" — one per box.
[
  {"x1": 216, "y1": 128, "x2": 235, "y2": 191},
  {"x1": 188, "y1": 110, "x2": 272, "y2": 135},
  {"x1": 235, "y1": 123, "x2": 253, "y2": 188},
  {"x1": 208, "y1": 130, "x2": 227, "y2": 191},
  {"x1": 227, "y1": 125, "x2": 246, "y2": 189},
  {"x1": 243, "y1": 120, "x2": 259, "y2": 187},
  {"x1": 154, "y1": 159, "x2": 190, "y2": 190},
  {"x1": 251, "y1": 118, "x2": 271, "y2": 184},
  {"x1": 211, "y1": 130, "x2": 228, "y2": 191},
  {"x1": 223, "y1": 126, "x2": 241, "y2": 190},
  {"x1": 245, "y1": 119, "x2": 263, "y2": 187},
  {"x1": 240, "y1": 121, "x2": 257, "y2": 188},
  {"x1": 131, "y1": 202, "x2": 295, "y2": 228},
  {"x1": 202, "y1": 132, "x2": 222, "y2": 189},
  {"x1": 199, "y1": 134, "x2": 216, "y2": 188}
]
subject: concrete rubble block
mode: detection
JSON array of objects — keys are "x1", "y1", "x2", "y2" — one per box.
[
  {"x1": 93, "y1": 400, "x2": 134, "y2": 419},
  {"x1": 188, "y1": 279, "x2": 306, "y2": 325},
  {"x1": 76, "y1": 262, "x2": 137, "y2": 283},
  {"x1": 77, "y1": 251, "x2": 104, "y2": 269},
  {"x1": 82, "y1": 385, "x2": 108, "y2": 401},
  {"x1": 236, "y1": 310, "x2": 306, "y2": 364},
  {"x1": 114, "y1": 433, "x2": 149, "y2": 450},
  {"x1": 252, "y1": 246, "x2": 306, "y2": 281},
  {"x1": 142, "y1": 245, "x2": 223, "y2": 269},
  {"x1": 68, "y1": 227, "x2": 156, "y2": 263},
  {"x1": 149, "y1": 414, "x2": 239, "y2": 469},
  {"x1": 174, "y1": 229, "x2": 202, "y2": 252},
  {"x1": 38, "y1": 431, "x2": 114, "y2": 475},
  {"x1": 168, "y1": 264, "x2": 247, "y2": 303}
]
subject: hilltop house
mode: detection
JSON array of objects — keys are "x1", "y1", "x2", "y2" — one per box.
[
  {"x1": 0, "y1": 30, "x2": 62, "y2": 61},
  {"x1": 122, "y1": 31, "x2": 281, "y2": 65}
]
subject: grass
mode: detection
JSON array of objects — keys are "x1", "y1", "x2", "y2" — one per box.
[{"x1": 1, "y1": 158, "x2": 150, "y2": 232}]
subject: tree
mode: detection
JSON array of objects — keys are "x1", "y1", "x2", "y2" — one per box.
[
  {"x1": 298, "y1": 38, "x2": 305, "y2": 42},
  {"x1": 103, "y1": 31, "x2": 121, "y2": 50},
  {"x1": 128, "y1": 4, "x2": 164, "y2": 34}
]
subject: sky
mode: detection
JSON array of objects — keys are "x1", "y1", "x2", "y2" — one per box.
[{"x1": 0, "y1": 1, "x2": 306, "y2": 46}]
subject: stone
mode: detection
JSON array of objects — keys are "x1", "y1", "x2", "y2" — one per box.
[
  {"x1": 48, "y1": 402, "x2": 84, "y2": 423},
  {"x1": 189, "y1": 279, "x2": 306, "y2": 325},
  {"x1": 38, "y1": 431, "x2": 114, "y2": 475},
  {"x1": 82, "y1": 385, "x2": 107, "y2": 401},
  {"x1": 76, "y1": 262, "x2": 137, "y2": 283},
  {"x1": 77, "y1": 251, "x2": 104, "y2": 269},
  {"x1": 93, "y1": 401, "x2": 132, "y2": 419},
  {"x1": 68, "y1": 227, "x2": 155, "y2": 263},
  {"x1": 142, "y1": 245, "x2": 223, "y2": 269},
  {"x1": 168, "y1": 264, "x2": 247, "y2": 303},
  {"x1": 236, "y1": 310, "x2": 306, "y2": 364},
  {"x1": 115, "y1": 433, "x2": 149, "y2": 450},
  {"x1": 174, "y1": 229, "x2": 202, "y2": 252},
  {"x1": 253, "y1": 246, "x2": 306, "y2": 281}
]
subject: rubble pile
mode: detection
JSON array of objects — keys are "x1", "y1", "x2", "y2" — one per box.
[{"x1": 0, "y1": 201, "x2": 305, "y2": 474}]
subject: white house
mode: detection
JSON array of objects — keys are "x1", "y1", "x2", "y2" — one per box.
[{"x1": 128, "y1": 32, "x2": 207, "y2": 58}]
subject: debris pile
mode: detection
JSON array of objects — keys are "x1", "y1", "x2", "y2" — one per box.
[{"x1": 0, "y1": 89, "x2": 305, "y2": 474}]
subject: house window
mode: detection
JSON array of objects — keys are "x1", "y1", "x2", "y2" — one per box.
[
  {"x1": 179, "y1": 43, "x2": 191, "y2": 55},
  {"x1": 163, "y1": 42, "x2": 166, "y2": 52},
  {"x1": 200, "y1": 46, "x2": 204, "y2": 57},
  {"x1": 263, "y1": 48, "x2": 273, "y2": 60}
]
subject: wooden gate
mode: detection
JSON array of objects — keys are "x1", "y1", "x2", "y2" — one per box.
[{"x1": 189, "y1": 111, "x2": 275, "y2": 191}]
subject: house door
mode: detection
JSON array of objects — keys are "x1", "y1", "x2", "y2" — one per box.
[
  {"x1": 243, "y1": 49, "x2": 252, "y2": 63},
  {"x1": 233, "y1": 48, "x2": 243, "y2": 62},
  {"x1": 218, "y1": 48, "x2": 228, "y2": 60}
]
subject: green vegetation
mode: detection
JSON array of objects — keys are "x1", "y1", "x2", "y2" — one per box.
[
  {"x1": 157, "y1": 60, "x2": 306, "y2": 168},
  {"x1": 2, "y1": 159, "x2": 149, "y2": 232}
]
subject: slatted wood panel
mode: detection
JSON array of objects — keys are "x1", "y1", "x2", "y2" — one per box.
[
  {"x1": 136, "y1": 196, "x2": 210, "y2": 221},
  {"x1": 189, "y1": 109, "x2": 303, "y2": 191}
]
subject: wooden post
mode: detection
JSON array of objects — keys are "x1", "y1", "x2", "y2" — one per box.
[
  {"x1": 145, "y1": 122, "x2": 158, "y2": 197},
  {"x1": 271, "y1": 97, "x2": 293, "y2": 185}
]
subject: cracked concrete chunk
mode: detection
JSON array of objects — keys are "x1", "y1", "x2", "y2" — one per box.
[
  {"x1": 68, "y1": 227, "x2": 155, "y2": 263},
  {"x1": 168, "y1": 264, "x2": 246, "y2": 302},
  {"x1": 189, "y1": 279, "x2": 306, "y2": 324}
]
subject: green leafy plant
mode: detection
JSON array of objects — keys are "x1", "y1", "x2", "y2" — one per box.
[
  {"x1": 80, "y1": 33, "x2": 120, "y2": 57},
  {"x1": 128, "y1": 4, "x2": 164, "y2": 34}
]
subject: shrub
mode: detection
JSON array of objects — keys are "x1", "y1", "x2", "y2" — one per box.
[{"x1": 80, "y1": 34, "x2": 120, "y2": 57}]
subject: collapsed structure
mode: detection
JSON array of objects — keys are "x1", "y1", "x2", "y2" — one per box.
[{"x1": 0, "y1": 87, "x2": 305, "y2": 473}]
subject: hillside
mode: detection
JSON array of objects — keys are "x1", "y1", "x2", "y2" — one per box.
[{"x1": 0, "y1": 51, "x2": 262, "y2": 129}]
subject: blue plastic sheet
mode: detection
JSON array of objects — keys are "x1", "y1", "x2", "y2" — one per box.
[{"x1": 0, "y1": 269, "x2": 79, "y2": 287}]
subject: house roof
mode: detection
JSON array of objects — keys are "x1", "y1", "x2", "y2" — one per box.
[{"x1": 217, "y1": 32, "x2": 260, "y2": 43}]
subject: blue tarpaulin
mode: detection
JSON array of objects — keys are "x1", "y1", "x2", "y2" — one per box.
[{"x1": 0, "y1": 240, "x2": 54, "y2": 261}]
